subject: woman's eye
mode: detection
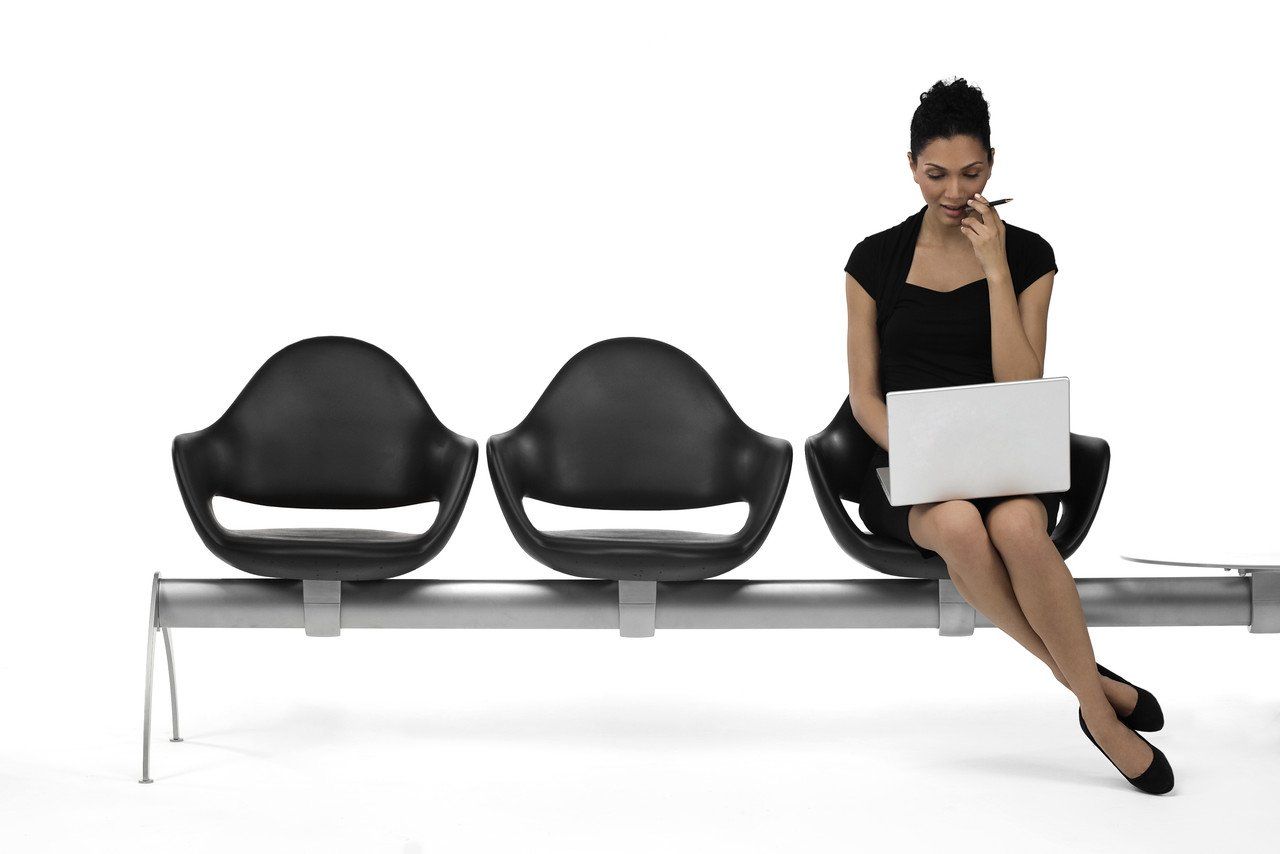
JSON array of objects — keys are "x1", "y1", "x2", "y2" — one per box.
[{"x1": 927, "y1": 174, "x2": 981, "y2": 180}]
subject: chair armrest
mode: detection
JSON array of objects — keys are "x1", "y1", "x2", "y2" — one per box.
[
  {"x1": 804, "y1": 434, "x2": 872, "y2": 561},
  {"x1": 413, "y1": 432, "x2": 479, "y2": 560},
  {"x1": 172, "y1": 430, "x2": 231, "y2": 551},
  {"x1": 1054, "y1": 432, "x2": 1110, "y2": 559},
  {"x1": 736, "y1": 433, "x2": 793, "y2": 555},
  {"x1": 486, "y1": 431, "x2": 549, "y2": 553}
]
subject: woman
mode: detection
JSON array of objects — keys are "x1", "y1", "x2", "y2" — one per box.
[{"x1": 843, "y1": 78, "x2": 1173, "y2": 795}]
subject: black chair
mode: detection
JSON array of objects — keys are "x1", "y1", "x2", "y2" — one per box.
[
  {"x1": 487, "y1": 337, "x2": 792, "y2": 582},
  {"x1": 172, "y1": 336, "x2": 478, "y2": 582},
  {"x1": 806, "y1": 397, "x2": 1110, "y2": 580}
]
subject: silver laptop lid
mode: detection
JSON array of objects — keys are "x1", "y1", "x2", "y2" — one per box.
[{"x1": 883, "y1": 377, "x2": 1070, "y2": 506}]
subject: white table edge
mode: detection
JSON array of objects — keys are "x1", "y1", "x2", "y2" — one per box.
[{"x1": 1121, "y1": 555, "x2": 1280, "y2": 571}]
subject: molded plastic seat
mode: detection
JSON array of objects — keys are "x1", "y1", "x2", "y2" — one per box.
[
  {"x1": 173, "y1": 336, "x2": 478, "y2": 581},
  {"x1": 488, "y1": 337, "x2": 792, "y2": 582},
  {"x1": 805, "y1": 397, "x2": 1109, "y2": 580}
]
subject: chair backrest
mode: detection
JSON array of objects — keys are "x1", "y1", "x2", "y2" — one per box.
[
  {"x1": 808, "y1": 397, "x2": 878, "y2": 501},
  {"x1": 505, "y1": 337, "x2": 756, "y2": 510},
  {"x1": 205, "y1": 336, "x2": 450, "y2": 509}
]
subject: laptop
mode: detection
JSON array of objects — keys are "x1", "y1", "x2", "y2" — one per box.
[{"x1": 876, "y1": 377, "x2": 1070, "y2": 507}]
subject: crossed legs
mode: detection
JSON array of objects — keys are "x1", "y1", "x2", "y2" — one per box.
[{"x1": 907, "y1": 497, "x2": 1155, "y2": 778}]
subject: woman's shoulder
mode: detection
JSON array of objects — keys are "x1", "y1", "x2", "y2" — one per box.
[
  {"x1": 857, "y1": 208, "x2": 923, "y2": 250},
  {"x1": 846, "y1": 208, "x2": 927, "y2": 299},
  {"x1": 846, "y1": 218, "x2": 904, "y2": 293},
  {"x1": 1003, "y1": 220, "x2": 1054, "y2": 255},
  {"x1": 1001, "y1": 221, "x2": 1058, "y2": 292},
  {"x1": 847, "y1": 209, "x2": 919, "y2": 267}
]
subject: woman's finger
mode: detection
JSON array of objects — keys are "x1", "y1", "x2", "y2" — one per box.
[
  {"x1": 970, "y1": 193, "x2": 1001, "y2": 226},
  {"x1": 963, "y1": 196, "x2": 987, "y2": 225}
]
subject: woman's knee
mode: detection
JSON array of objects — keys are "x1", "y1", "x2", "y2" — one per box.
[
  {"x1": 911, "y1": 499, "x2": 989, "y2": 560},
  {"x1": 985, "y1": 496, "x2": 1050, "y2": 554}
]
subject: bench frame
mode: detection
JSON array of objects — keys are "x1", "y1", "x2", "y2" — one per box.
[{"x1": 139, "y1": 568, "x2": 1280, "y2": 783}]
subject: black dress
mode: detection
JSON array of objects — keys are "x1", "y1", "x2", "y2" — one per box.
[{"x1": 844, "y1": 205, "x2": 1062, "y2": 561}]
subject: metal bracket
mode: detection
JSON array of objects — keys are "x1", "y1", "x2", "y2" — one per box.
[
  {"x1": 618, "y1": 580, "x2": 657, "y2": 638},
  {"x1": 938, "y1": 578, "x2": 975, "y2": 637},
  {"x1": 1244, "y1": 569, "x2": 1280, "y2": 634},
  {"x1": 303, "y1": 580, "x2": 342, "y2": 637}
]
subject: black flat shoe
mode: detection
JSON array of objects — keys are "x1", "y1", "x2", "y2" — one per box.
[
  {"x1": 1097, "y1": 663, "x2": 1164, "y2": 732},
  {"x1": 1078, "y1": 709, "x2": 1174, "y2": 795}
]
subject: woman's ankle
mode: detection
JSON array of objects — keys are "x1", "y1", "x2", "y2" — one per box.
[
  {"x1": 1099, "y1": 675, "x2": 1139, "y2": 715},
  {"x1": 1080, "y1": 700, "x2": 1118, "y2": 725}
]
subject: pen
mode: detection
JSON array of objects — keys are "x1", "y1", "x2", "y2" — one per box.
[{"x1": 965, "y1": 197, "x2": 1012, "y2": 213}]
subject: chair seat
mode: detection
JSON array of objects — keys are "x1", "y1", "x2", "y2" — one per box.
[
  {"x1": 530, "y1": 527, "x2": 754, "y2": 582},
  {"x1": 845, "y1": 532, "x2": 951, "y2": 580},
  {"x1": 547, "y1": 528, "x2": 730, "y2": 545},
  {"x1": 213, "y1": 526, "x2": 442, "y2": 581},
  {"x1": 229, "y1": 527, "x2": 421, "y2": 545}
]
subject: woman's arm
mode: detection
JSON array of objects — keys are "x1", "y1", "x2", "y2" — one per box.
[
  {"x1": 1016, "y1": 271, "x2": 1053, "y2": 375},
  {"x1": 845, "y1": 273, "x2": 890, "y2": 452},
  {"x1": 989, "y1": 266, "x2": 1052, "y2": 381},
  {"x1": 961, "y1": 195, "x2": 1052, "y2": 381}
]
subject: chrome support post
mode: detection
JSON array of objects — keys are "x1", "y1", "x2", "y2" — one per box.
[
  {"x1": 1243, "y1": 568, "x2": 1280, "y2": 634},
  {"x1": 161, "y1": 628, "x2": 182, "y2": 741},
  {"x1": 618, "y1": 580, "x2": 657, "y2": 637},
  {"x1": 139, "y1": 572, "x2": 159, "y2": 783},
  {"x1": 303, "y1": 579, "x2": 342, "y2": 637},
  {"x1": 937, "y1": 578, "x2": 976, "y2": 637}
]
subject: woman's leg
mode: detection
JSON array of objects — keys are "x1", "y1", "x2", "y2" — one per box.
[
  {"x1": 907, "y1": 500, "x2": 1137, "y2": 714},
  {"x1": 909, "y1": 500, "x2": 1069, "y2": 683},
  {"x1": 982, "y1": 497, "x2": 1154, "y2": 777}
]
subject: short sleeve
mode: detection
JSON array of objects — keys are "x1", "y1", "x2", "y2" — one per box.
[
  {"x1": 844, "y1": 237, "x2": 880, "y2": 301},
  {"x1": 1015, "y1": 231, "x2": 1058, "y2": 295}
]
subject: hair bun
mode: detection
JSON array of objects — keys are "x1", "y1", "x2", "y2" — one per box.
[{"x1": 910, "y1": 77, "x2": 992, "y2": 160}]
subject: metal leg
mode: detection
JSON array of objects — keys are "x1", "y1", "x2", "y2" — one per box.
[
  {"x1": 140, "y1": 572, "x2": 159, "y2": 783},
  {"x1": 161, "y1": 628, "x2": 182, "y2": 742}
]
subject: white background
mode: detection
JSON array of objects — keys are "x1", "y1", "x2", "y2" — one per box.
[{"x1": 2, "y1": 1, "x2": 1277, "y2": 851}]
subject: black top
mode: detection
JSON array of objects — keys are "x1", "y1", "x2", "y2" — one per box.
[{"x1": 845, "y1": 204, "x2": 1057, "y2": 394}]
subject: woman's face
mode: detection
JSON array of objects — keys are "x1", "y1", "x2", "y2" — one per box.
[{"x1": 909, "y1": 135, "x2": 993, "y2": 230}]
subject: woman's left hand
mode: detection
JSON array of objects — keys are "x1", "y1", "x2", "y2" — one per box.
[{"x1": 959, "y1": 193, "x2": 1008, "y2": 275}]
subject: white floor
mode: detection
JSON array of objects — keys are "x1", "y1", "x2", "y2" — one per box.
[{"x1": 4, "y1": 623, "x2": 1275, "y2": 853}]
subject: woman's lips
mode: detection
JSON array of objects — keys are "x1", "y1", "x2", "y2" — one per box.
[{"x1": 941, "y1": 204, "x2": 966, "y2": 218}]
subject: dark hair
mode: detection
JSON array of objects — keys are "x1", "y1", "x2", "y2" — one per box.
[{"x1": 909, "y1": 77, "x2": 992, "y2": 163}]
